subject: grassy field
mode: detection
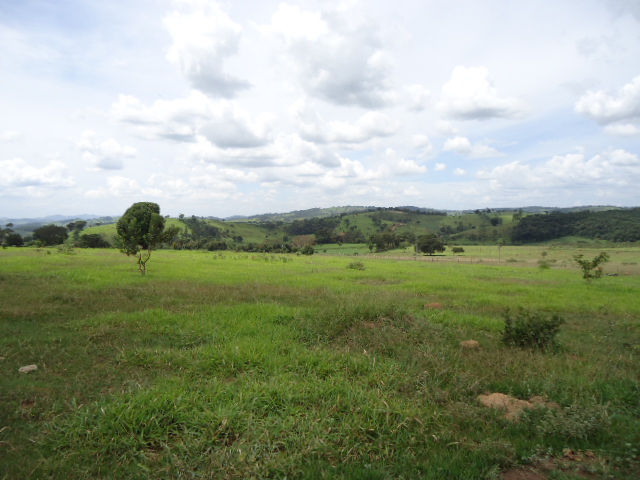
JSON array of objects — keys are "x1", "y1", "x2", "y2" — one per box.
[{"x1": 1, "y1": 246, "x2": 639, "y2": 479}]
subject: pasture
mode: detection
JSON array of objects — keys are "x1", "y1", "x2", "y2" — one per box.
[{"x1": 1, "y1": 246, "x2": 639, "y2": 479}]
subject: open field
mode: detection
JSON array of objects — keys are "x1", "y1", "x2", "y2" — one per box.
[{"x1": 1, "y1": 247, "x2": 639, "y2": 479}]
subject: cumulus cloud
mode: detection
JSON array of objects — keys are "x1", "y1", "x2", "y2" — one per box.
[
  {"x1": 575, "y1": 75, "x2": 640, "y2": 124},
  {"x1": 261, "y1": 3, "x2": 394, "y2": 108},
  {"x1": 111, "y1": 92, "x2": 209, "y2": 141},
  {"x1": 200, "y1": 105, "x2": 275, "y2": 148},
  {"x1": 477, "y1": 149, "x2": 640, "y2": 192},
  {"x1": 186, "y1": 133, "x2": 342, "y2": 169},
  {"x1": 164, "y1": 0, "x2": 249, "y2": 98},
  {"x1": 604, "y1": 123, "x2": 640, "y2": 136},
  {"x1": 402, "y1": 84, "x2": 431, "y2": 111},
  {"x1": 0, "y1": 158, "x2": 75, "y2": 195},
  {"x1": 435, "y1": 120, "x2": 459, "y2": 136},
  {"x1": 112, "y1": 92, "x2": 273, "y2": 147},
  {"x1": 435, "y1": 162, "x2": 447, "y2": 171},
  {"x1": 443, "y1": 136, "x2": 502, "y2": 158},
  {"x1": 380, "y1": 147, "x2": 428, "y2": 176},
  {"x1": 77, "y1": 130, "x2": 136, "y2": 170},
  {"x1": 439, "y1": 66, "x2": 527, "y2": 120},
  {"x1": 293, "y1": 102, "x2": 398, "y2": 144},
  {"x1": 411, "y1": 134, "x2": 433, "y2": 157}
]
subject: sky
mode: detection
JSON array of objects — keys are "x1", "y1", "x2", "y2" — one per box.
[{"x1": 1, "y1": 0, "x2": 640, "y2": 219}]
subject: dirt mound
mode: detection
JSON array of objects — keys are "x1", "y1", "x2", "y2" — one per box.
[{"x1": 478, "y1": 393, "x2": 558, "y2": 420}]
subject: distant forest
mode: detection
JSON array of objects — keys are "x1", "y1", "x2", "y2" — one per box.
[{"x1": 511, "y1": 208, "x2": 640, "y2": 243}]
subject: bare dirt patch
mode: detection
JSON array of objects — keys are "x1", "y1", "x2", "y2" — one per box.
[{"x1": 478, "y1": 393, "x2": 558, "y2": 420}]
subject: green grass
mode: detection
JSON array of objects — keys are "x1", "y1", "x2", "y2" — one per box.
[{"x1": 1, "y1": 247, "x2": 639, "y2": 479}]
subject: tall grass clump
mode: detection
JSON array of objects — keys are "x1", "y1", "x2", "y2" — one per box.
[{"x1": 502, "y1": 307, "x2": 564, "y2": 350}]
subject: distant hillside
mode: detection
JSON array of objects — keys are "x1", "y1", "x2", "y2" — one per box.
[
  {"x1": 512, "y1": 208, "x2": 640, "y2": 243},
  {"x1": 6, "y1": 205, "x2": 638, "y2": 249},
  {"x1": 236, "y1": 206, "x2": 375, "y2": 222}
]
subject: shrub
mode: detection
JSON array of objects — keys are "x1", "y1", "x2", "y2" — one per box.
[
  {"x1": 451, "y1": 247, "x2": 465, "y2": 254},
  {"x1": 502, "y1": 307, "x2": 564, "y2": 350},
  {"x1": 347, "y1": 261, "x2": 366, "y2": 270},
  {"x1": 574, "y1": 252, "x2": 610, "y2": 281},
  {"x1": 521, "y1": 403, "x2": 611, "y2": 441}
]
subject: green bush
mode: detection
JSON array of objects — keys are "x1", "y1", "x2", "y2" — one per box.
[
  {"x1": 574, "y1": 251, "x2": 610, "y2": 281},
  {"x1": 347, "y1": 261, "x2": 365, "y2": 270},
  {"x1": 502, "y1": 307, "x2": 564, "y2": 350},
  {"x1": 521, "y1": 403, "x2": 611, "y2": 441}
]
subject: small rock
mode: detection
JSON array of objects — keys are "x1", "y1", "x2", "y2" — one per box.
[
  {"x1": 19, "y1": 364, "x2": 38, "y2": 374},
  {"x1": 461, "y1": 340, "x2": 480, "y2": 349}
]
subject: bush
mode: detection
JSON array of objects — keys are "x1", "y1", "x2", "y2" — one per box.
[
  {"x1": 574, "y1": 252, "x2": 609, "y2": 281},
  {"x1": 502, "y1": 307, "x2": 564, "y2": 350},
  {"x1": 78, "y1": 233, "x2": 111, "y2": 248},
  {"x1": 347, "y1": 261, "x2": 365, "y2": 270},
  {"x1": 451, "y1": 247, "x2": 465, "y2": 254},
  {"x1": 521, "y1": 403, "x2": 610, "y2": 441},
  {"x1": 301, "y1": 245, "x2": 314, "y2": 255}
]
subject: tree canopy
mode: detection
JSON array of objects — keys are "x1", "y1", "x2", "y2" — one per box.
[
  {"x1": 33, "y1": 224, "x2": 69, "y2": 246},
  {"x1": 416, "y1": 234, "x2": 446, "y2": 255},
  {"x1": 116, "y1": 202, "x2": 178, "y2": 274}
]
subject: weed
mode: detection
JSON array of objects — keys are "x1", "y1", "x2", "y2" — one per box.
[{"x1": 502, "y1": 307, "x2": 564, "y2": 350}]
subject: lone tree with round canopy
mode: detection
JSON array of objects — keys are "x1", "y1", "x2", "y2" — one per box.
[
  {"x1": 116, "y1": 202, "x2": 178, "y2": 275},
  {"x1": 416, "y1": 234, "x2": 446, "y2": 256}
]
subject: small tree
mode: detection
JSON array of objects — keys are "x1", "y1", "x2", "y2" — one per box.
[
  {"x1": 67, "y1": 220, "x2": 88, "y2": 240},
  {"x1": 116, "y1": 202, "x2": 179, "y2": 275},
  {"x1": 416, "y1": 234, "x2": 446, "y2": 255},
  {"x1": 573, "y1": 252, "x2": 610, "y2": 281},
  {"x1": 497, "y1": 237, "x2": 506, "y2": 262}
]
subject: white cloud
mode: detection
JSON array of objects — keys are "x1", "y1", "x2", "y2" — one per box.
[
  {"x1": 164, "y1": 0, "x2": 249, "y2": 98},
  {"x1": 603, "y1": 123, "x2": 640, "y2": 136},
  {"x1": 112, "y1": 92, "x2": 273, "y2": 148},
  {"x1": 392, "y1": 158, "x2": 428, "y2": 175},
  {"x1": 439, "y1": 66, "x2": 527, "y2": 120},
  {"x1": 186, "y1": 133, "x2": 342, "y2": 169},
  {"x1": 0, "y1": 158, "x2": 74, "y2": 190},
  {"x1": 411, "y1": 134, "x2": 433, "y2": 157},
  {"x1": 402, "y1": 84, "x2": 431, "y2": 111},
  {"x1": 200, "y1": 105, "x2": 275, "y2": 148},
  {"x1": 294, "y1": 102, "x2": 399, "y2": 144},
  {"x1": 261, "y1": 3, "x2": 394, "y2": 108},
  {"x1": 575, "y1": 75, "x2": 640, "y2": 124},
  {"x1": 443, "y1": 136, "x2": 502, "y2": 158},
  {"x1": 111, "y1": 92, "x2": 210, "y2": 141},
  {"x1": 435, "y1": 120, "x2": 459, "y2": 136},
  {"x1": 477, "y1": 149, "x2": 640, "y2": 191},
  {"x1": 454, "y1": 168, "x2": 466, "y2": 176},
  {"x1": 77, "y1": 130, "x2": 136, "y2": 170},
  {"x1": 435, "y1": 163, "x2": 447, "y2": 171}
]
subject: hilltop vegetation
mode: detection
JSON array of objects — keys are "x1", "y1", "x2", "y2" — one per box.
[
  {"x1": 3, "y1": 205, "x2": 639, "y2": 251},
  {"x1": 512, "y1": 208, "x2": 640, "y2": 244}
]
